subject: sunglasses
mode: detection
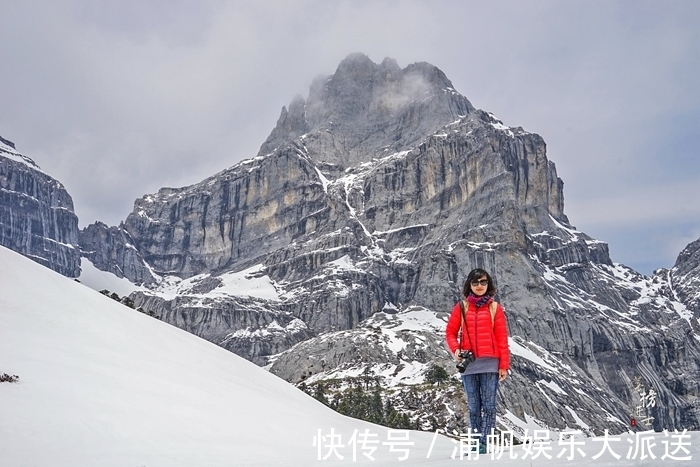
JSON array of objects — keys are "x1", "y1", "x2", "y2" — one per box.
[{"x1": 471, "y1": 279, "x2": 488, "y2": 286}]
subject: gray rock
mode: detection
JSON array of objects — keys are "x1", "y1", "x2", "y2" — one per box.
[
  {"x1": 130, "y1": 291, "x2": 314, "y2": 366},
  {"x1": 670, "y1": 237, "x2": 700, "y2": 317},
  {"x1": 79, "y1": 221, "x2": 158, "y2": 285},
  {"x1": 0, "y1": 136, "x2": 80, "y2": 277}
]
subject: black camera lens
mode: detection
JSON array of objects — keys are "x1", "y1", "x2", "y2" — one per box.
[{"x1": 455, "y1": 351, "x2": 474, "y2": 372}]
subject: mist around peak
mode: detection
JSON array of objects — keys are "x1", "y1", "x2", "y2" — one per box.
[{"x1": 257, "y1": 54, "x2": 473, "y2": 162}]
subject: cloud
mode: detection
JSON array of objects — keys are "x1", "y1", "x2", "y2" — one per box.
[{"x1": 371, "y1": 72, "x2": 432, "y2": 114}]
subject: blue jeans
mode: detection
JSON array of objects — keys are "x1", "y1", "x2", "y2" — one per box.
[{"x1": 461, "y1": 372, "x2": 499, "y2": 445}]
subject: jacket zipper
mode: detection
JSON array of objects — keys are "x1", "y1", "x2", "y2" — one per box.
[{"x1": 473, "y1": 305, "x2": 479, "y2": 356}]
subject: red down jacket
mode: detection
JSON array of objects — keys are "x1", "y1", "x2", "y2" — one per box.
[{"x1": 445, "y1": 299, "x2": 510, "y2": 371}]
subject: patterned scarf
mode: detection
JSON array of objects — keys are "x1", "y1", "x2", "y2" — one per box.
[{"x1": 467, "y1": 293, "x2": 492, "y2": 309}]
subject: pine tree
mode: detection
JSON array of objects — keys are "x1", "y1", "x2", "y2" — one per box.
[
  {"x1": 368, "y1": 389, "x2": 384, "y2": 424},
  {"x1": 425, "y1": 364, "x2": 449, "y2": 386},
  {"x1": 313, "y1": 383, "x2": 329, "y2": 406}
]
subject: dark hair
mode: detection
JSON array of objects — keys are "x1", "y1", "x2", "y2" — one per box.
[{"x1": 463, "y1": 268, "x2": 497, "y2": 297}]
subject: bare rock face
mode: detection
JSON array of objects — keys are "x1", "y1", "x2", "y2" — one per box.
[
  {"x1": 121, "y1": 146, "x2": 331, "y2": 278},
  {"x1": 0, "y1": 136, "x2": 80, "y2": 277},
  {"x1": 670, "y1": 238, "x2": 700, "y2": 317},
  {"x1": 79, "y1": 221, "x2": 158, "y2": 285},
  {"x1": 129, "y1": 291, "x2": 315, "y2": 366},
  {"x1": 83, "y1": 55, "x2": 700, "y2": 434}
]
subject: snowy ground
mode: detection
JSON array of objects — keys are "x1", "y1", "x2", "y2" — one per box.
[
  {"x1": 78, "y1": 257, "x2": 144, "y2": 297},
  {"x1": 1, "y1": 246, "x2": 697, "y2": 466}
]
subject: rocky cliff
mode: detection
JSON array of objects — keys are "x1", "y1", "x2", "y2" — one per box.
[
  {"x1": 82, "y1": 54, "x2": 700, "y2": 435},
  {"x1": 79, "y1": 221, "x2": 158, "y2": 285},
  {"x1": 670, "y1": 238, "x2": 700, "y2": 318},
  {"x1": 0, "y1": 135, "x2": 80, "y2": 277}
]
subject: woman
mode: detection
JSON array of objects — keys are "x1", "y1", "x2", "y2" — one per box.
[{"x1": 445, "y1": 268, "x2": 510, "y2": 453}]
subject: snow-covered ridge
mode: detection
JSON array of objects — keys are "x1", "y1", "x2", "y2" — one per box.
[
  {"x1": 142, "y1": 264, "x2": 280, "y2": 302},
  {"x1": 221, "y1": 317, "x2": 306, "y2": 342},
  {"x1": 483, "y1": 112, "x2": 532, "y2": 138},
  {"x1": 0, "y1": 139, "x2": 44, "y2": 173}
]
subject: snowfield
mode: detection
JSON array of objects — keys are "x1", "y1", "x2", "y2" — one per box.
[{"x1": 1, "y1": 246, "x2": 698, "y2": 466}]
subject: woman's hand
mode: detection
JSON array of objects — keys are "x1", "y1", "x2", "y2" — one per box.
[
  {"x1": 454, "y1": 349, "x2": 462, "y2": 362},
  {"x1": 499, "y1": 369, "x2": 508, "y2": 381}
]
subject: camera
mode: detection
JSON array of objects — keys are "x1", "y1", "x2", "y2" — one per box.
[{"x1": 455, "y1": 350, "x2": 475, "y2": 372}]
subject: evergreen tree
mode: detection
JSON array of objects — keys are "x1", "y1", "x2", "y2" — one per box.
[
  {"x1": 368, "y1": 389, "x2": 384, "y2": 424},
  {"x1": 313, "y1": 380, "x2": 418, "y2": 431},
  {"x1": 425, "y1": 364, "x2": 450, "y2": 386},
  {"x1": 313, "y1": 383, "x2": 329, "y2": 406}
]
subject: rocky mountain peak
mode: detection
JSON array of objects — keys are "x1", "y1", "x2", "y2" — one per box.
[
  {"x1": 0, "y1": 134, "x2": 41, "y2": 171},
  {"x1": 257, "y1": 54, "x2": 474, "y2": 163},
  {"x1": 331, "y1": 52, "x2": 377, "y2": 84},
  {"x1": 674, "y1": 237, "x2": 700, "y2": 274},
  {"x1": 259, "y1": 95, "x2": 309, "y2": 157},
  {"x1": 378, "y1": 56, "x2": 401, "y2": 74},
  {"x1": 0, "y1": 134, "x2": 16, "y2": 149}
]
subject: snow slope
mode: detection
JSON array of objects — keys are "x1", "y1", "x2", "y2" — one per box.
[
  {"x1": 0, "y1": 245, "x2": 697, "y2": 466},
  {"x1": 0, "y1": 246, "x2": 436, "y2": 466},
  {"x1": 78, "y1": 257, "x2": 144, "y2": 297}
]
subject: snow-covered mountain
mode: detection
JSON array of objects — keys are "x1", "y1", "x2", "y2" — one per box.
[
  {"x1": 5, "y1": 54, "x2": 700, "y2": 437},
  {"x1": 3, "y1": 245, "x2": 698, "y2": 466}
]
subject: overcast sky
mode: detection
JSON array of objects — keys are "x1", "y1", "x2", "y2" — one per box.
[{"x1": 1, "y1": 0, "x2": 698, "y2": 275}]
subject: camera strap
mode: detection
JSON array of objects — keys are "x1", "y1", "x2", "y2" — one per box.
[{"x1": 459, "y1": 300, "x2": 474, "y2": 352}]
